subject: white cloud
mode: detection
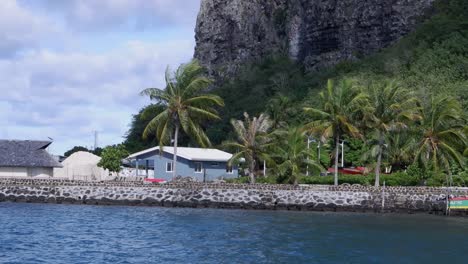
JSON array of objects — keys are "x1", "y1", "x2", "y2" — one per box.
[
  {"x1": 0, "y1": 0, "x2": 201, "y2": 155},
  {"x1": 22, "y1": 0, "x2": 201, "y2": 32},
  {"x1": 0, "y1": 0, "x2": 63, "y2": 57},
  {"x1": 0, "y1": 39, "x2": 195, "y2": 155}
]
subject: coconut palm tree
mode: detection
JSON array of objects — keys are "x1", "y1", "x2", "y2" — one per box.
[
  {"x1": 380, "y1": 131, "x2": 418, "y2": 172},
  {"x1": 304, "y1": 79, "x2": 369, "y2": 186},
  {"x1": 271, "y1": 127, "x2": 323, "y2": 185},
  {"x1": 141, "y1": 60, "x2": 224, "y2": 179},
  {"x1": 266, "y1": 94, "x2": 292, "y2": 129},
  {"x1": 365, "y1": 81, "x2": 421, "y2": 186},
  {"x1": 414, "y1": 96, "x2": 467, "y2": 185},
  {"x1": 224, "y1": 113, "x2": 273, "y2": 183}
]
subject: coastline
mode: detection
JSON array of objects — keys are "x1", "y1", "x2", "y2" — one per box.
[{"x1": 1, "y1": 178, "x2": 467, "y2": 216}]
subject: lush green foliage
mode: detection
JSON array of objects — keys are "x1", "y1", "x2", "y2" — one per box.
[
  {"x1": 140, "y1": 60, "x2": 224, "y2": 148},
  {"x1": 414, "y1": 96, "x2": 466, "y2": 181},
  {"x1": 97, "y1": 145, "x2": 129, "y2": 173},
  {"x1": 123, "y1": 104, "x2": 163, "y2": 154},
  {"x1": 304, "y1": 79, "x2": 368, "y2": 185},
  {"x1": 125, "y1": 0, "x2": 467, "y2": 186},
  {"x1": 224, "y1": 113, "x2": 273, "y2": 183},
  {"x1": 363, "y1": 81, "x2": 421, "y2": 186},
  {"x1": 270, "y1": 127, "x2": 323, "y2": 184},
  {"x1": 140, "y1": 60, "x2": 224, "y2": 178}
]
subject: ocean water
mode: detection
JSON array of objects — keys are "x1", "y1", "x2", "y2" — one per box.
[{"x1": 0, "y1": 203, "x2": 467, "y2": 264}]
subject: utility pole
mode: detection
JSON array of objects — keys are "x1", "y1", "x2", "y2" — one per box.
[
  {"x1": 306, "y1": 136, "x2": 316, "y2": 176},
  {"x1": 317, "y1": 141, "x2": 321, "y2": 165},
  {"x1": 94, "y1": 131, "x2": 98, "y2": 151}
]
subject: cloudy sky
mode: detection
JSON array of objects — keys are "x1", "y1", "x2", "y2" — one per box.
[{"x1": 0, "y1": 0, "x2": 201, "y2": 155}]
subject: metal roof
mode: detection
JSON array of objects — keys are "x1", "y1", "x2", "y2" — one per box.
[
  {"x1": 0, "y1": 140, "x2": 63, "y2": 168},
  {"x1": 128, "y1": 146, "x2": 233, "y2": 162}
]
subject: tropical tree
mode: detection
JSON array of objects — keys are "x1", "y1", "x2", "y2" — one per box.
[
  {"x1": 266, "y1": 94, "x2": 293, "y2": 129},
  {"x1": 364, "y1": 81, "x2": 421, "y2": 186},
  {"x1": 98, "y1": 145, "x2": 129, "y2": 175},
  {"x1": 224, "y1": 113, "x2": 273, "y2": 183},
  {"x1": 414, "y1": 96, "x2": 467, "y2": 185},
  {"x1": 271, "y1": 127, "x2": 323, "y2": 185},
  {"x1": 304, "y1": 79, "x2": 369, "y2": 186},
  {"x1": 140, "y1": 60, "x2": 224, "y2": 179},
  {"x1": 380, "y1": 131, "x2": 418, "y2": 172}
]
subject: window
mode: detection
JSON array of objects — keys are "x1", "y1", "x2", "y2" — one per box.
[
  {"x1": 226, "y1": 165, "x2": 233, "y2": 174},
  {"x1": 166, "y1": 162, "x2": 173, "y2": 172},
  {"x1": 211, "y1": 162, "x2": 219, "y2": 167},
  {"x1": 194, "y1": 162, "x2": 203, "y2": 173}
]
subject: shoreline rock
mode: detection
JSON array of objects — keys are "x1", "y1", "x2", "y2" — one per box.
[{"x1": 1, "y1": 178, "x2": 467, "y2": 216}]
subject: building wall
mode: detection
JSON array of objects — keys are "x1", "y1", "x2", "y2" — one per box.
[
  {"x1": 0, "y1": 167, "x2": 53, "y2": 177},
  {"x1": 136, "y1": 151, "x2": 238, "y2": 181},
  {"x1": 0, "y1": 167, "x2": 28, "y2": 177}
]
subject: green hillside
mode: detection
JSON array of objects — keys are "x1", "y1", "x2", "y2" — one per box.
[
  {"x1": 206, "y1": 0, "x2": 467, "y2": 143},
  {"x1": 124, "y1": 0, "x2": 467, "y2": 185}
]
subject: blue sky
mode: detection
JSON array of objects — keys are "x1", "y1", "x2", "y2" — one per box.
[{"x1": 0, "y1": 0, "x2": 201, "y2": 155}]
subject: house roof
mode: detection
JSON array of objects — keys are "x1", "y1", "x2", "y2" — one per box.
[
  {"x1": 128, "y1": 146, "x2": 233, "y2": 162},
  {"x1": 0, "y1": 140, "x2": 63, "y2": 168}
]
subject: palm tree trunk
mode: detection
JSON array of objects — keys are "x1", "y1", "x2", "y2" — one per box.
[
  {"x1": 375, "y1": 132, "x2": 384, "y2": 187},
  {"x1": 334, "y1": 136, "x2": 340, "y2": 186},
  {"x1": 249, "y1": 159, "x2": 256, "y2": 184},
  {"x1": 172, "y1": 123, "x2": 179, "y2": 180}
]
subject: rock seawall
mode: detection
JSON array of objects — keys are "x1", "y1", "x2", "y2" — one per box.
[
  {"x1": 1, "y1": 179, "x2": 467, "y2": 215},
  {"x1": 194, "y1": 0, "x2": 435, "y2": 77}
]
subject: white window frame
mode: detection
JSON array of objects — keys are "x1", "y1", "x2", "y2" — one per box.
[
  {"x1": 194, "y1": 162, "x2": 203, "y2": 173},
  {"x1": 166, "y1": 162, "x2": 173, "y2": 172},
  {"x1": 226, "y1": 165, "x2": 233, "y2": 174}
]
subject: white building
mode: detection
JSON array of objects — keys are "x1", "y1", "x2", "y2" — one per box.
[
  {"x1": 0, "y1": 140, "x2": 62, "y2": 178},
  {"x1": 54, "y1": 151, "x2": 112, "y2": 181}
]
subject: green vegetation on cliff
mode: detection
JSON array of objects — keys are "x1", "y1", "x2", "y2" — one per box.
[
  {"x1": 206, "y1": 0, "x2": 467, "y2": 140},
  {"x1": 124, "y1": 0, "x2": 467, "y2": 185}
]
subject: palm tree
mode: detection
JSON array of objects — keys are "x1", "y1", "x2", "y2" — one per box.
[
  {"x1": 266, "y1": 94, "x2": 292, "y2": 129},
  {"x1": 224, "y1": 113, "x2": 273, "y2": 183},
  {"x1": 272, "y1": 127, "x2": 323, "y2": 185},
  {"x1": 304, "y1": 79, "x2": 369, "y2": 186},
  {"x1": 141, "y1": 60, "x2": 224, "y2": 179},
  {"x1": 414, "y1": 96, "x2": 467, "y2": 185},
  {"x1": 365, "y1": 81, "x2": 421, "y2": 186},
  {"x1": 380, "y1": 131, "x2": 418, "y2": 172}
]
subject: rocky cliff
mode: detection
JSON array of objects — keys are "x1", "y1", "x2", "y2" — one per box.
[{"x1": 194, "y1": 0, "x2": 435, "y2": 78}]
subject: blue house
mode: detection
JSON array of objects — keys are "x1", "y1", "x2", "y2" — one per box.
[{"x1": 128, "y1": 147, "x2": 238, "y2": 182}]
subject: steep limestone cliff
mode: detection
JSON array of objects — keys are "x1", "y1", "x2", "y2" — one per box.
[{"x1": 194, "y1": 0, "x2": 435, "y2": 78}]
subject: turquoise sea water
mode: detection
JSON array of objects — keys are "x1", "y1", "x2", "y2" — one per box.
[{"x1": 1, "y1": 203, "x2": 467, "y2": 264}]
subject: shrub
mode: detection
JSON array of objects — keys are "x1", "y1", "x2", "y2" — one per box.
[
  {"x1": 425, "y1": 172, "x2": 447, "y2": 187},
  {"x1": 379, "y1": 172, "x2": 420, "y2": 186},
  {"x1": 299, "y1": 175, "x2": 372, "y2": 185},
  {"x1": 98, "y1": 145, "x2": 129, "y2": 173},
  {"x1": 225, "y1": 176, "x2": 250, "y2": 184},
  {"x1": 257, "y1": 176, "x2": 280, "y2": 184}
]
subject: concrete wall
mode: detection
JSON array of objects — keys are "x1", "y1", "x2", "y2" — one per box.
[
  {"x1": 1, "y1": 178, "x2": 467, "y2": 215},
  {"x1": 137, "y1": 151, "x2": 238, "y2": 181},
  {"x1": 0, "y1": 167, "x2": 53, "y2": 177}
]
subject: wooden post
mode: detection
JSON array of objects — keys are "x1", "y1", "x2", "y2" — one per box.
[{"x1": 145, "y1": 160, "x2": 149, "y2": 178}]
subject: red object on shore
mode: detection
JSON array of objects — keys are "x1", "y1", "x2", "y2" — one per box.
[
  {"x1": 449, "y1": 196, "x2": 468, "y2": 201},
  {"x1": 144, "y1": 178, "x2": 166, "y2": 183},
  {"x1": 327, "y1": 167, "x2": 366, "y2": 175}
]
